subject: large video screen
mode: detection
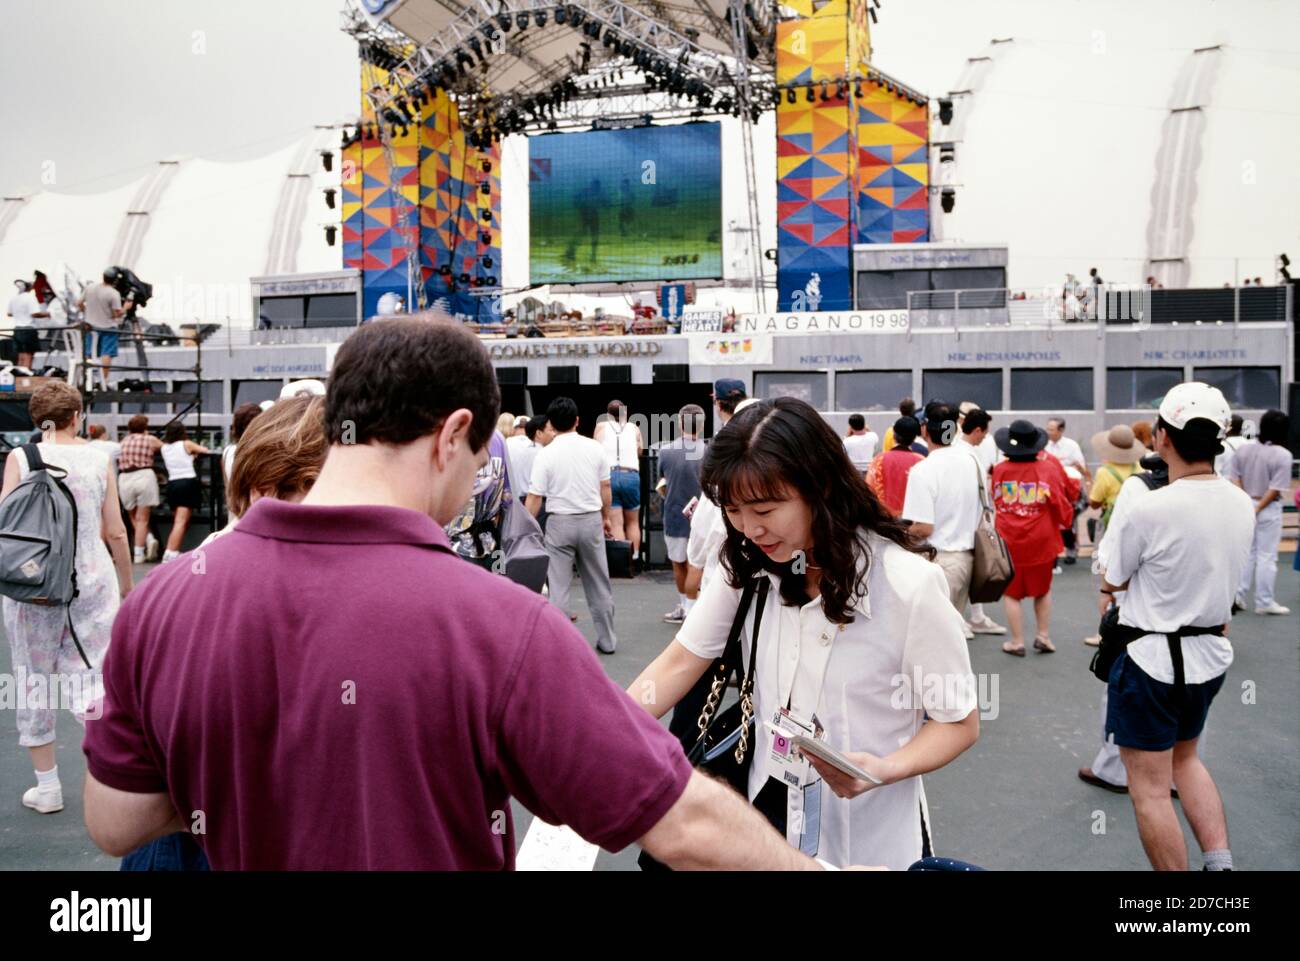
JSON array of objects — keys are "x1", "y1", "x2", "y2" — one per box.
[{"x1": 528, "y1": 123, "x2": 722, "y2": 284}]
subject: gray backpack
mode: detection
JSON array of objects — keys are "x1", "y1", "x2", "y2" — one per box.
[{"x1": 0, "y1": 444, "x2": 90, "y2": 667}]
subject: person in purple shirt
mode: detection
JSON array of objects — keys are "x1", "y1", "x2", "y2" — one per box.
[{"x1": 81, "y1": 315, "x2": 827, "y2": 870}]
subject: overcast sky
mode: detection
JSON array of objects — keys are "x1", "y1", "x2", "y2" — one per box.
[{"x1": 0, "y1": 0, "x2": 358, "y2": 196}]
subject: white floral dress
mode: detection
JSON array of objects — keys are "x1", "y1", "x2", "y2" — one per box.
[{"x1": 3, "y1": 443, "x2": 120, "y2": 746}]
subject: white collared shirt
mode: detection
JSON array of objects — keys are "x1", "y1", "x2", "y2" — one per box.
[{"x1": 676, "y1": 531, "x2": 976, "y2": 870}]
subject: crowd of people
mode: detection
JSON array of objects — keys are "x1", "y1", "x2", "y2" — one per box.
[{"x1": 1, "y1": 313, "x2": 1294, "y2": 872}]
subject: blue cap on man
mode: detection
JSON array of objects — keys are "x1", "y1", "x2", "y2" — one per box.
[{"x1": 713, "y1": 378, "x2": 746, "y2": 399}]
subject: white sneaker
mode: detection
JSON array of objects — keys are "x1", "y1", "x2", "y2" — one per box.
[
  {"x1": 1255, "y1": 603, "x2": 1291, "y2": 615},
  {"x1": 962, "y1": 623, "x2": 975, "y2": 641},
  {"x1": 133, "y1": 548, "x2": 145, "y2": 564},
  {"x1": 146, "y1": 534, "x2": 161, "y2": 562},
  {"x1": 22, "y1": 785, "x2": 63, "y2": 814},
  {"x1": 968, "y1": 617, "x2": 1008, "y2": 635},
  {"x1": 162, "y1": 549, "x2": 180, "y2": 563}
]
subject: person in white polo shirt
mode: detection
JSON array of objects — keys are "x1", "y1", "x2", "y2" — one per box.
[
  {"x1": 901, "y1": 401, "x2": 984, "y2": 639},
  {"x1": 526, "y1": 396, "x2": 617, "y2": 655},
  {"x1": 1100, "y1": 382, "x2": 1254, "y2": 871}
]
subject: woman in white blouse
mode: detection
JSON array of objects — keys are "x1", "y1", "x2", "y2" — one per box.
[{"x1": 630, "y1": 397, "x2": 979, "y2": 870}]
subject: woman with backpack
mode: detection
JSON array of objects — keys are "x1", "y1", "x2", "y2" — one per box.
[
  {"x1": 1, "y1": 382, "x2": 132, "y2": 815},
  {"x1": 160, "y1": 422, "x2": 211, "y2": 562}
]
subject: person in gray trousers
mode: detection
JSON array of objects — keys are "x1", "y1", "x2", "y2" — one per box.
[{"x1": 525, "y1": 397, "x2": 617, "y2": 654}]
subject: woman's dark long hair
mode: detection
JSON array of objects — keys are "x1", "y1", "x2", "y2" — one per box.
[{"x1": 702, "y1": 397, "x2": 932, "y2": 624}]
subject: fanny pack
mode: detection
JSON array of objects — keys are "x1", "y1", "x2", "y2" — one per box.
[{"x1": 1090, "y1": 606, "x2": 1225, "y2": 691}]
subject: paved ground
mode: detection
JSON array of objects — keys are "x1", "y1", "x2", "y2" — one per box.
[{"x1": 2, "y1": 556, "x2": 1297, "y2": 871}]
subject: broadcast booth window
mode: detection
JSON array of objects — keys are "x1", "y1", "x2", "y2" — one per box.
[
  {"x1": 922, "y1": 369, "x2": 1002, "y2": 413},
  {"x1": 1107, "y1": 367, "x2": 1182, "y2": 410},
  {"x1": 836, "y1": 370, "x2": 912, "y2": 411},
  {"x1": 1010, "y1": 368, "x2": 1094, "y2": 411},
  {"x1": 754, "y1": 371, "x2": 829, "y2": 410},
  {"x1": 1192, "y1": 366, "x2": 1281, "y2": 409},
  {"x1": 857, "y1": 268, "x2": 1006, "y2": 310},
  {"x1": 259, "y1": 294, "x2": 356, "y2": 328}
]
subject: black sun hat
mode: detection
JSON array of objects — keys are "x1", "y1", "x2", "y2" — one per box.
[{"x1": 994, "y1": 419, "x2": 1048, "y2": 460}]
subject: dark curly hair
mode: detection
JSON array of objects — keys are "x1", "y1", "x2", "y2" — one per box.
[{"x1": 702, "y1": 397, "x2": 933, "y2": 625}]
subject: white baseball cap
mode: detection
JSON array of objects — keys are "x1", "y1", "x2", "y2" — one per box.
[
  {"x1": 1158, "y1": 382, "x2": 1231, "y2": 438},
  {"x1": 280, "y1": 378, "x2": 327, "y2": 400}
]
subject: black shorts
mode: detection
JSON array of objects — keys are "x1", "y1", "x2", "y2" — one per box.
[
  {"x1": 1106, "y1": 651, "x2": 1225, "y2": 751},
  {"x1": 166, "y1": 477, "x2": 203, "y2": 511},
  {"x1": 13, "y1": 328, "x2": 39, "y2": 355}
]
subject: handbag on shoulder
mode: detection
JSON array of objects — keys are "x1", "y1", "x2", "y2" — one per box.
[
  {"x1": 638, "y1": 576, "x2": 769, "y2": 872},
  {"x1": 968, "y1": 457, "x2": 1015, "y2": 603}
]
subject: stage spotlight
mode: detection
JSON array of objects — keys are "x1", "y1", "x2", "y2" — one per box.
[
  {"x1": 482, "y1": 159, "x2": 492, "y2": 173},
  {"x1": 556, "y1": 6, "x2": 568, "y2": 24},
  {"x1": 480, "y1": 22, "x2": 499, "y2": 43},
  {"x1": 497, "y1": 13, "x2": 512, "y2": 31},
  {"x1": 750, "y1": 106, "x2": 761, "y2": 122},
  {"x1": 479, "y1": 181, "x2": 491, "y2": 195},
  {"x1": 547, "y1": 119, "x2": 557, "y2": 130},
  {"x1": 786, "y1": 87, "x2": 796, "y2": 104},
  {"x1": 486, "y1": 276, "x2": 497, "y2": 286},
  {"x1": 805, "y1": 84, "x2": 815, "y2": 102},
  {"x1": 324, "y1": 188, "x2": 336, "y2": 209},
  {"x1": 483, "y1": 256, "x2": 494, "y2": 268},
  {"x1": 480, "y1": 209, "x2": 492, "y2": 223},
  {"x1": 535, "y1": 11, "x2": 547, "y2": 27},
  {"x1": 855, "y1": 78, "x2": 863, "y2": 97},
  {"x1": 603, "y1": 28, "x2": 617, "y2": 47},
  {"x1": 940, "y1": 187, "x2": 956, "y2": 213},
  {"x1": 459, "y1": 273, "x2": 471, "y2": 284},
  {"x1": 836, "y1": 79, "x2": 847, "y2": 99},
  {"x1": 480, "y1": 231, "x2": 491, "y2": 244},
  {"x1": 517, "y1": 12, "x2": 529, "y2": 29},
  {"x1": 324, "y1": 225, "x2": 337, "y2": 247},
  {"x1": 579, "y1": 41, "x2": 591, "y2": 70},
  {"x1": 819, "y1": 80, "x2": 829, "y2": 101},
  {"x1": 571, "y1": 7, "x2": 586, "y2": 27},
  {"x1": 938, "y1": 97, "x2": 953, "y2": 124},
  {"x1": 439, "y1": 264, "x2": 452, "y2": 278},
  {"x1": 320, "y1": 150, "x2": 333, "y2": 172}
]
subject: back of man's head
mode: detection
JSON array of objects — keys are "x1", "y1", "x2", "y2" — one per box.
[
  {"x1": 547, "y1": 396, "x2": 579, "y2": 433},
  {"x1": 1258, "y1": 409, "x2": 1289, "y2": 446},
  {"x1": 893, "y1": 415, "x2": 920, "y2": 448},
  {"x1": 898, "y1": 397, "x2": 916, "y2": 418},
  {"x1": 324, "y1": 316, "x2": 499, "y2": 452},
  {"x1": 679, "y1": 403, "x2": 705, "y2": 436},
  {"x1": 847, "y1": 413, "x2": 865, "y2": 432},
  {"x1": 606, "y1": 399, "x2": 626, "y2": 421},
  {"x1": 88, "y1": 424, "x2": 107, "y2": 440},
  {"x1": 962, "y1": 408, "x2": 991, "y2": 435},
  {"x1": 924, "y1": 402, "x2": 958, "y2": 447},
  {"x1": 524, "y1": 414, "x2": 548, "y2": 442}
]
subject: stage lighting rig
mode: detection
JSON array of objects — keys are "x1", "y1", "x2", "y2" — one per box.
[
  {"x1": 938, "y1": 98, "x2": 954, "y2": 124},
  {"x1": 940, "y1": 187, "x2": 956, "y2": 213},
  {"x1": 556, "y1": 6, "x2": 568, "y2": 24},
  {"x1": 324, "y1": 188, "x2": 337, "y2": 209},
  {"x1": 496, "y1": 13, "x2": 512, "y2": 32},
  {"x1": 516, "y1": 11, "x2": 529, "y2": 29},
  {"x1": 535, "y1": 11, "x2": 548, "y2": 27},
  {"x1": 320, "y1": 150, "x2": 333, "y2": 172}
]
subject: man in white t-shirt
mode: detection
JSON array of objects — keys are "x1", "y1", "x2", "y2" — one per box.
[
  {"x1": 526, "y1": 396, "x2": 617, "y2": 655},
  {"x1": 7, "y1": 279, "x2": 47, "y2": 370},
  {"x1": 1045, "y1": 416, "x2": 1091, "y2": 564},
  {"x1": 955, "y1": 406, "x2": 1005, "y2": 635},
  {"x1": 901, "y1": 401, "x2": 984, "y2": 638},
  {"x1": 1100, "y1": 382, "x2": 1254, "y2": 871},
  {"x1": 841, "y1": 413, "x2": 878, "y2": 475},
  {"x1": 1225, "y1": 410, "x2": 1293, "y2": 615}
]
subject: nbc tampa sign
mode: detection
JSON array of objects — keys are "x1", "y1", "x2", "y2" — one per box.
[{"x1": 734, "y1": 310, "x2": 910, "y2": 334}]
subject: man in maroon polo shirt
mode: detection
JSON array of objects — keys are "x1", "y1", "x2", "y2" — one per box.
[{"x1": 82, "y1": 316, "x2": 823, "y2": 870}]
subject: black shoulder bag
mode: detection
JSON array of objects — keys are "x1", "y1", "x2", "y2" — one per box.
[{"x1": 638, "y1": 575, "x2": 770, "y2": 872}]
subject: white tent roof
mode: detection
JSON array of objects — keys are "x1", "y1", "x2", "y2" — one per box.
[{"x1": 0, "y1": 128, "x2": 341, "y2": 326}]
